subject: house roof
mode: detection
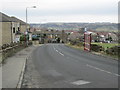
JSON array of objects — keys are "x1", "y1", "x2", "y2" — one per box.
[
  {"x1": 88, "y1": 30, "x2": 110, "y2": 36},
  {"x1": 0, "y1": 12, "x2": 12, "y2": 22},
  {"x1": 97, "y1": 32, "x2": 109, "y2": 36},
  {"x1": 0, "y1": 12, "x2": 27, "y2": 25},
  {"x1": 11, "y1": 16, "x2": 27, "y2": 25}
]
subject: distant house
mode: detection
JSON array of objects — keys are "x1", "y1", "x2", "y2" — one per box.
[
  {"x1": 106, "y1": 32, "x2": 118, "y2": 42},
  {"x1": 32, "y1": 29, "x2": 68, "y2": 43},
  {"x1": 79, "y1": 28, "x2": 86, "y2": 35},
  {"x1": 88, "y1": 30, "x2": 118, "y2": 43},
  {"x1": 68, "y1": 32, "x2": 81, "y2": 41}
]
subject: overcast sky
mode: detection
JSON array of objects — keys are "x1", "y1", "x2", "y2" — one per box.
[{"x1": 0, "y1": 0, "x2": 119, "y2": 23}]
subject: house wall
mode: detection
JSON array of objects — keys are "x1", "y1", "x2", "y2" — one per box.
[
  {"x1": 20, "y1": 25, "x2": 26, "y2": 33},
  {"x1": 11, "y1": 22, "x2": 20, "y2": 42},
  {"x1": 1, "y1": 22, "x2": 12, "y2": 45},
  {"x1": 20, "y1": 25, "x2": 30, "y2": 33},
  {"x1": 106, "y1": 33, "x2": 118, "y2": 42},
  {"x1": 0, "y1": 22, "x2": 2, "y2": 46}
]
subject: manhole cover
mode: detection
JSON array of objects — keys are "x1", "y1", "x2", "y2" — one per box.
[{"x1": 71, "y1": 80, "x2": 90, "y2": 85}]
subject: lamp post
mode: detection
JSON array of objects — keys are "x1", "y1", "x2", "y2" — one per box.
[
  {"x1": 26, "y1": 6, "x2": 36, "y2": 31},
  {"x1": 25, "y1": 6, "x2": 36, "y2": 47}
]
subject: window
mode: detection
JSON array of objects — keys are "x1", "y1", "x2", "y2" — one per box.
[
  {"x1": 18, "y1": 27, "x2": 20, "y2": 31},
  {"x1": 13, "y1": 27, "x2": 15, "y2": 33}
]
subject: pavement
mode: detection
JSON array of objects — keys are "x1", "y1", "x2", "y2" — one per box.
[
  {"x1": 26, "y1": 44, "x2": 119, "y2": 88},
  {"x1": 1, "y1": 45, "x2": 38, "y2": 88}
]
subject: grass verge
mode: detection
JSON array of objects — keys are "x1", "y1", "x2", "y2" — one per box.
[
  {"x1": 92, "y1": 43, "x2": 118, "y2": 50},
  {"x1": 65, "y1": 43, "x2": 84, "y2": 51},
  {"x1": 66, "y1": 43, "x2": 118, "y2": 60}
]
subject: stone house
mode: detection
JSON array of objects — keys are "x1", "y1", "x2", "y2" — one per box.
[
  {"x1": 10, "y1": 18, "x2": 20, "y2": 43},
  {"x1": 0, "y1": 12, "x2": 29, "y2": 46},
  {"x1": 11, "y1": 17, "x2": 30, "y2": 33},
  {"x1": 0, "y1": 12, "x2": 13, "y2": 46},
  {"x1": 11, "y1": 17, "x2": 31, "y2": 41}
]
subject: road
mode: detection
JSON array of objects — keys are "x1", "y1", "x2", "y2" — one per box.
[{"x1": 23, "y1": 44, "x2": 119, "y2": 88}]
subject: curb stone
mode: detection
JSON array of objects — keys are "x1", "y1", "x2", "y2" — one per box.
[
  {"x1": 16, "y1": 57, "x2": 27, "y2": 88},
  {"x1": 16, "y1": 45, "x2": 43, "y2": 88}
]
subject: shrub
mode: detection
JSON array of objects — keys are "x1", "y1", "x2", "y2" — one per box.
[
  {"x1": 91, "y1": 44, "x2": 104, "y2": 52},
  {"x1": 20, "y1": 35, "x2": 29, "y2": 41},
  {"x1": 69, "y1": 40, "x2": 76, "y2": 45},
  {"x1": 106, "y1": 46, "x2": 120, "y2": 56}
]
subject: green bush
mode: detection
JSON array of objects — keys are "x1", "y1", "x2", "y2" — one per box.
[
  {"x1": 91, "y1": 44, "x2": 104, "y2": 52},
  {"x1": 20, "y1": 35, "x2": 29, "y2": 41},
  {"x1": 106, "y1": 46, "x2": 120, "y2": 56}
]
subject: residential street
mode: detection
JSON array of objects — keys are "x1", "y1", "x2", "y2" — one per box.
[{"x1": 22, "y1": 44, "x2": 119, "y2": 88}]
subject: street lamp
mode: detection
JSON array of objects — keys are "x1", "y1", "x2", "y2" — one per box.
[
  {"x1": 25, "y1": 6, "x2": 36, "y2": 47},
  {"x1": 26, "y1": 6, "x2": 36, "y2": 30}
]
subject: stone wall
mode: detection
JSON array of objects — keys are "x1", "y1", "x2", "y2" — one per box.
[
  {"x1": 1, "y1": 42, "x2": 25, "y2": 63},
  {"x1": 20, "y1": 25, "x2": 26, "y2": 33},
  {"x1": 20, "y1": 25, "x2": 30, "y2": 33}
]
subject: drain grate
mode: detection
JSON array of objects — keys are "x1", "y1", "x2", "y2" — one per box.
[{"x1": 71, "y1": 80, "x2": 90, "y2": 85}]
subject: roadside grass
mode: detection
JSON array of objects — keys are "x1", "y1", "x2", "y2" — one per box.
[
  {"x1": 66, "y1": 43, "x2": 118, "y2": 60},
  {"x1": 91, "y1": 43, "x2": 118, "y2": 50},
  {"x1": 66, "y1": 43, "x2": 84, "y2": 51}
]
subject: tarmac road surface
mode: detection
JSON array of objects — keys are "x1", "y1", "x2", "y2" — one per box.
[{"x1": 24, "y1": 44, "x2": 119, "y2": 88}]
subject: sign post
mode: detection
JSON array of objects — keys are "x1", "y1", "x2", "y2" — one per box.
[{"x1": 84, "y1": 32, "x2": 92, "y2": 51}]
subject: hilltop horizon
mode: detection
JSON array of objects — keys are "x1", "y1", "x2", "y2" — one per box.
[{"x1": 30, "y1": 22, "x2": 118, "y2": 32}]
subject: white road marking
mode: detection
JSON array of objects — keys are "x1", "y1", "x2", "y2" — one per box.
[
  {"x1": 53, "y1": 46, "x2": 64, "y2": 56},
  {"x1": 59, "y1": 52, "x2": 64, "y2": 56},
  {"x1": 56, "y1": 50, "x2": 58, "y2": 52},
  {"x1": 71, "y1": 80, "x2": 90, "y2": 85},
  {"x1": 53, "y1": 46, "x2": 56, "y2": 50},
  {"x1": 86, "y1": 64, "x2": 120, "y2": 77}
]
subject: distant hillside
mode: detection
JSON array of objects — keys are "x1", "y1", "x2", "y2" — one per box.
[{"x1": 30, "y1": 23, "x2": 118, "y2": 32}]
